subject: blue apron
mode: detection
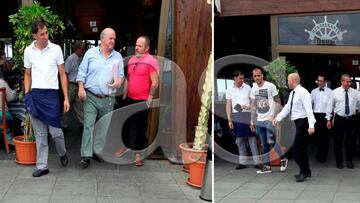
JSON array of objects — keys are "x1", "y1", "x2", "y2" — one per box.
[{"x1": 24, "y1": 89, "x2": 61, "y2": 128}]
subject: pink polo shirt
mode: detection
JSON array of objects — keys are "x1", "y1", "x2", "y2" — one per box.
[{"x1": 127, "y1": 52, "x2": 159, "y2": 100}]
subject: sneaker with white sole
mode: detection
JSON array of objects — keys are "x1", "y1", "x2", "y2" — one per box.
[
  {"x1": 257, "y1": 165, "x2": 272, "y2": 174},
  {"x1": 280, "y1": 158, "x2": 288, "y2": 172}
]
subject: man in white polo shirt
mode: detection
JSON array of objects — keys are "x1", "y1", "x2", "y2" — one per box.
[{"x1": 24, "y1": 21, "x2": 70, "y2": 177}]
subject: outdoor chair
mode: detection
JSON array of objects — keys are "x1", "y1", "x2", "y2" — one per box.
[{"x1": 0, "y1": 87, "x2": 15, "y2": 153}]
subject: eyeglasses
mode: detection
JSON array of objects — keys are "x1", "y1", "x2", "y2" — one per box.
[{"x1": 133, "y1": 63, "x2": 138, "y2": 71}]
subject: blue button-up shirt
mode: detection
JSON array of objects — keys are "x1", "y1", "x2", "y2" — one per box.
[{"x1": 76, "y1": 46, "x2": 124, "y2": 95}]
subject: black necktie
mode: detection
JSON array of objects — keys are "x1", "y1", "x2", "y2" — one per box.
[
  {"x1": 345, "y1": 89, "x2": 350, "y2": 115},
  {"x1": 290, "y1": 91, "x2": 295, "y2": 117},
  {"x1": 319, "y1": 88, "x2": 324, "y2": 91}
]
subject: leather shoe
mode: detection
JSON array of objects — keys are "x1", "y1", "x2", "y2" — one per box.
[
  {"x1": 294, "y1": 173, "x2": 311, "y2": 179},
  {"x1": 346, "y1": 160, "x2": 354, "y2": 169},
  {"x1": 235, "y1": 164, "x2": 247, "y2": 170},
  {"x1": 337, "y1": 163, "x2": 343, "y2": 169},
  {"x1": 315, "y1": 155, "x2": 326, "y2": 163},
  {"x1": 79, "y1": 157, "x2": 90, "y2": 168},
  {"x1": 32, "y1": 169, "x2": 49, "y2": 177},
  {"x1": 60, "y1": 154, "x2": 68, "y2": 167},
  {"x1": 295, "y1": 173, "x2": 308, "y2": 182},
  {"x1": 92, "y1": 153, "x2": 104, "y2": 163}
]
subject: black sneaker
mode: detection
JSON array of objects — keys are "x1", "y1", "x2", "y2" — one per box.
[
  {"x1": 257, "y1": 165, "x2": 272, "y2": 174},
  {"x1": 235, "y1": 164, "x2": 247, "y2": 170},
  {"x1": 32, "y1": 169, "x2": 49, "y2": 177},
  {"x1": 79, "y1": 157, "x2": 90, "y2": 168},
  {"x1": 60, "y1": 154, "x2": 68, "y2": 167}
]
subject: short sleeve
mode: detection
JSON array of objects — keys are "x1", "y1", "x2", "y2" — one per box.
[
  {"x1": 225, "y1": 88, "x2": 231, "y2": 100},
  {"x1": 270, "y1": 83, "x2": 278, "y2": 97},
  {"x1": 24, "y1": 48, "x2": 31, "y2": 69},
  {"x1": 56, "y1": 46, "x2": 64, "y2": 65}
]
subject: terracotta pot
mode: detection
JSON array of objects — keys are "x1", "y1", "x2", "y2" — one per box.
[
  {"x1": 187, "y1": 155, "x2": 206, "y2": 188},
  {"x1": 179, "y1": 143, "x2": 208, "y2": 173},
  {"x1": 13, "y1": 136, "x2": 36, "y2": 165}
]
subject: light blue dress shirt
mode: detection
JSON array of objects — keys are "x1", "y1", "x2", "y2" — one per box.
[{"x1": 76, "y1": 46, "x2": 124, "y2": 95}]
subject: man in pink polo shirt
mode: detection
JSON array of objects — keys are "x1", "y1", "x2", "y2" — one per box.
[{"x1": 115, "y1": 36, "x2": 159, "y2": 166}]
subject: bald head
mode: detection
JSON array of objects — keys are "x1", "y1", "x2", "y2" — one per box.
[
  {"x1": 100, "y1": 28, "x2": 116, "y2": 40},
  {"x1": 99, "y1": 28, "x2": 116, "y2": 52},
  {"x1": 287, "y1": 73, "x2": 300, "y2": 89}
]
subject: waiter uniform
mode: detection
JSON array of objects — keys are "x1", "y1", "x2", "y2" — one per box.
[
  {"x1": 326, "y1": 87, "x2": 360, "y2": 168},
  {"x1": 311, "y1": 86, "x2": 331, "y2": 162}
]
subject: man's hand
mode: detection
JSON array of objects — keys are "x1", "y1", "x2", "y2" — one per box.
[
  {"x1": 250, "y1": 123, "x2": 256, "y2": 132},
  {"x1": 78, "y1": 87, "x2": 87, "y2": 101},
  {"x1": 63, "y1": 98, "x2": 70, "y2": 112},
  {"x1": 272, "y1": 119, "x2": 278, "y2": 126},
  {"x1": 308, "y1": 128, "x2": 315, "y2": 135},
  {"x1": 147, "y1": 95, "x2": 153, "y2": 101},
  {"x1": 326, "y1": 120, "x2": 332, "y2": 129},
  {"x1": 228, "y1": 121, "x2": 233, "y2": 129}
]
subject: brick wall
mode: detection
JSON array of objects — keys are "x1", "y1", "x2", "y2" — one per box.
[{"x1": 220, "y1": 0, "x2": 360, "y2": 17}]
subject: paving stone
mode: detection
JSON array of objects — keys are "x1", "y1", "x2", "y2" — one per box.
[
  {"x1": 261, "y1": 190, "x2": 302, "y2": 200},
  {"x1": 97, "y1": 196, "x2": 142, "y2": 203},
  {"x1": 52, "y1": 179, "x2": 97, "y2": 196},
  {"x1": 98, "y1": 182, "x2": 140, "y2": 197},
  {"x1": 224, "y1": 189, "x2": 267, "y2": 199},
  {"x1": 7, "y1": 178, "x2": 55, "y2": 195},
  {"x1": 1, "y1": 194, "x2": 50, "y2": 203},
  {"x1": 333, "y1": 192, "x2": 360, "y2": 202},
  {"x1": 133, "y1": 171, "x2": 176, "y2": 183},
  {"x1": 297, "y1": 191, "x2": 335, "y2": 202},
  {"x1": 137, "y1": 183, "x2": 187, "y2": 200},
  {"x1": 50, "y1": 195, "x2": 97, "y2": 203}
]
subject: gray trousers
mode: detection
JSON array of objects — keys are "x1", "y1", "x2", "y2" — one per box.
[
  {"x1": 236, "y1": 137, "x2": 260, "y2": 165},
  {"x1": 30, "y1": 115, "x2": 66, "y2": 170},
  {"x1": 62, "y1": 83, "x2": 84, "y2": 126}
]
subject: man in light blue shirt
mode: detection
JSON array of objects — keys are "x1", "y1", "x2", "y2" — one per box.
[{"x1": 76, "y1": 28, "x2": 124, "y2": 168}]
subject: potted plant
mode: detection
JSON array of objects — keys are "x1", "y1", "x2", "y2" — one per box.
[
  {"x1": 9, "y1": 1, "x2": 65, "y2": 101},
  {"x1": 179, "y1": 53, "x2": 212, "y2": 188},
  {"x1": 9, "y1": 1, "x2": 64, "y2": 164},
  {"x1": 13, "y1": 113, "x2": 36, "y2": 164},
  {"x1": 263, "y1": 57, "x2": 297, "y2": 165}
]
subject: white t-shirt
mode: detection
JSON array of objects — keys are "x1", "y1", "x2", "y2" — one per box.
[
  {"x1": 250, "y1": 81, "x2": 278, "y2": 121},
  {"x1": 24, "y1": 41, "x2": 64, "y2": 89},
  {"x1": 226, "y1": 83, "x2": 251, "y2": 113}
]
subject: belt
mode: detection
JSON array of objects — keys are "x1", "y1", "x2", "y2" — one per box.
[
  {"x1": 86, "y1": 89, "x2": 108, "y2": 98},
  {"x1": 336, "y1": 114, "x2": 353, "y2": 120}
]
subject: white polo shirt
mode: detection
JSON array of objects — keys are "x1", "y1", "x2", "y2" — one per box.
[{"x1": 24, "y1": 41, "x2": 64, "y2": 89}]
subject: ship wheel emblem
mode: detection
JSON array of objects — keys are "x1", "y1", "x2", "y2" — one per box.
[{"x1": 304, "y1": 16, "x2": 347, "y2": 43}]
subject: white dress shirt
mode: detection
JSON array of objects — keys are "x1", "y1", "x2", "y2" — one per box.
[
  {"x1": 276, "y1": 84, "x2": 316, "y2": 128},
  {"x1": 326, "y1": 86, "x2": 360, "y2": 120},
  {"x1": 226, "y1": 83, "x2": 251, "y2": 113},
  {"x1": 311, "y1": 86, "x2": 332, "y2": 113}
]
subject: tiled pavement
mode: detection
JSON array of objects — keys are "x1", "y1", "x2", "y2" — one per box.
[
  {"x1": 215, "y1": 153, "x2": 360, "y2": 203},
  {"x1": 0, "y1": 109, "x2": 208, "y2": 203},
  {"x1": 0, "y1": 153, "x2": 208, "y2": 203}
]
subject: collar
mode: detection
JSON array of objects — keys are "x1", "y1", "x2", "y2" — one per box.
[
  {"x1": 293, "y1": 84, "x2": 301, "y2": 92},
  {"x1": 97, "y1": 46, "x2": 114, "y2": 58},
  {"x1": 30, "y1": 40, "x2": 51, "y2": 51}
]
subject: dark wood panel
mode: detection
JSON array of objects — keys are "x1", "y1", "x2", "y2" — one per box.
[
  {"x1": 174, "y1": 0, "x2": 212, "y2": 142},
  {"x1": 220, "y1": 0, "x2": 360, "y2": 17}
]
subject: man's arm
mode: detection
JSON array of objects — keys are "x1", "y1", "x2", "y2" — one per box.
[
  {"x1": 226, "y1": 99, "x2": 233, "y2": 129},
  {"x1": 24, "y1": 68, "x2": 31, "y2": 94},
  {"x1": 148, "y1": 72, "x2": 159, "y2": 101},
  {"x1": 58, "y1": 63, "x2": 70, "y2": 112}
]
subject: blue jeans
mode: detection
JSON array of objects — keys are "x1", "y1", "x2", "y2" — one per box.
[{"x1": 256, "y1": 120, "x2": 284, "y2": 166}]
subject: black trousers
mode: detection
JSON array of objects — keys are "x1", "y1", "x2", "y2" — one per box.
[
  {"x1": 122, "y1": 97, "x2": 149, "y2": 150},
  {"x1": 314, "y1": 113, "x2": 329, "y2": 159},
  {"x1": 333, "y1": 115, "x2": 357, "y2": 164},
  {"x1": 293, "y1": 118, "x2": 311, "y2": 175}
]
